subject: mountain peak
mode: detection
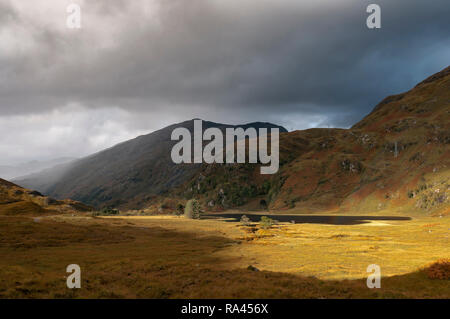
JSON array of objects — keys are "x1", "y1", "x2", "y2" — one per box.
[{"x1": 352, "y1": 65, "x2": 450, "y2": 130}]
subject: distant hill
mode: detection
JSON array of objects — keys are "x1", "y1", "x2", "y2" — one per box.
[
  {"x1": 16, "y1": 121, "x2": 287, "y2": 209},
  {"x1": 0, "y1": 157, "x2": 76, "y2": 180},
  {"x1": 0, "y1": 178, "x2": 92, "y2": 216}
]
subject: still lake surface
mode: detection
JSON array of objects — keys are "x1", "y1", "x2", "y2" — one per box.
[{"x1": 203, "y1": 213, "x2": 411, "y2": 225}]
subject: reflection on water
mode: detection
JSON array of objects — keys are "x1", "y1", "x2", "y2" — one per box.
[{"x1": 203, "y1": 213, "x2": 411, "y2": 225}]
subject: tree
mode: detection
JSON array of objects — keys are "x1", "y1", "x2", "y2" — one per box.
[
  {"x1": 260, "y1": 216, "x2": 275, "y2": 229},
  {"x1": 184, "y1": 199, "x2": 203, "y2": 219},
  {"x1": 240, "y1": 215, "x2": 251, "y2": 226}
]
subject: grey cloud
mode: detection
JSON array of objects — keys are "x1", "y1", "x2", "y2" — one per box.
[
  {"x1": 0, "y1": 0, "x2": 449, "y2": 164},
  {"x1": 1, "y1": 0, "x2": 449, "y2": 120}
]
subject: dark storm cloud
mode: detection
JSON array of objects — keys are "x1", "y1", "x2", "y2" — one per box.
[
  {"x1": 0, "y1": 0, "x2": 449, "y2": 165},
  {"x1": 1, "y1": 0, "x2": 449, "y2": 123}
]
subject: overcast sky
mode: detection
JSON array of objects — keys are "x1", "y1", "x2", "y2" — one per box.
[{"x1": 0, "y1": 0, "x2": 449, "y2": 166}]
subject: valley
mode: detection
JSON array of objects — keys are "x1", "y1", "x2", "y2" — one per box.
[
  {"x1": 1, "y1": 66, "x2": 449, "y2": 299},
  {"x1": 1, "y1": 0, "x2": 449, "y2": 305}
]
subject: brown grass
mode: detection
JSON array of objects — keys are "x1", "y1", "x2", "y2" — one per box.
[
  {"x1": 0, "y1": 201, "x2": 50, "y2": 216},
  {"x1": 0, "y1": 214, "x2": 448, "y2": 298}
]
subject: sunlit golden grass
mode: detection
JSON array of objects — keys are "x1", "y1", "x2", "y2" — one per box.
[
  {"x1": 0, "y1": 214, "x2": 448, "y2": 298},
  {"x1": 220, "y1": 217, "x2": 450, "y2": 281}
]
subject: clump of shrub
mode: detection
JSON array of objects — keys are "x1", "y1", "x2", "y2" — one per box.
[
  {"x1": 259, "y1": 199, "x2": 268, "y2": 209},
  {"x1": 92, "y1": 207, "x2": 120, "y2": 216},
  {"x1": 240, "y1": 215, "x2": 251, "y2": 226},
  {"x1": 260, "y1": 216, "x2": 275, "y2": 229},
  {"x1": 284, "y1": 198, "x2": 299, "y2": 209},
  {"x1": 175, "y1": 203, "x2": 185, "y2": 216},
  {"x1": 184, "y1": 199, "x2": 203, "y2": 219},
  {"x1": 424, "y1": 259, "x2": 450, "y2": 280}
]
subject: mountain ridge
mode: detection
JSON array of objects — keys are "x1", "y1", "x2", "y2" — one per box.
[
  {"x1": 15, "y1": 120, "x2": 287, "y2": 208},
  {"x1": 148, "y1": 65, "x2": 450, "y2": 215},
  {"x1": 14, "y1": 66, "x2": 450, "y2": 215}
]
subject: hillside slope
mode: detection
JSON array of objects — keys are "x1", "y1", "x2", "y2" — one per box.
[
  {"x1": 0, "y1": 178, "x2": 92, "y2": 216},
  {"x1": 16, "y1": 121, "x2": 287, "y2": 208},
  {"x1": 161, "y1": 66, "x2": 449, "y2": 215},
  {"x1": 15, "y1": 66, "x2": 449, "y2": 215}
]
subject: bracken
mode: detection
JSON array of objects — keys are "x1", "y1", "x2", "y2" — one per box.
[{"x1": 424, "y1": 259, "x2": 450, "y2": 280}]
